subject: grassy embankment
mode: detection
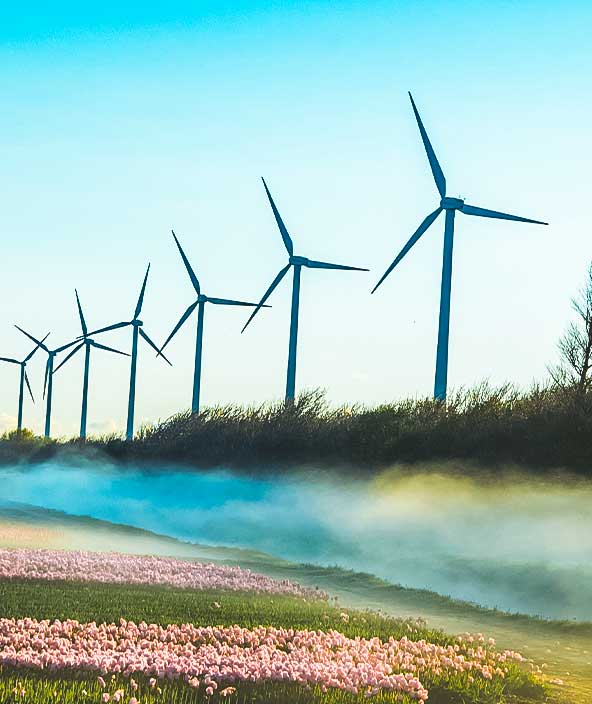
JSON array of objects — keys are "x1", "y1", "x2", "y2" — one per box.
[
  {"x1": 3, "y1": 385, "x2": 592, "y2": 473},
  {"x1": 1, "y1": 509, "x2": 588, "y2": 701},
  {"x1": 0, "y1": 578, "x2": 546, "y2": 704}
]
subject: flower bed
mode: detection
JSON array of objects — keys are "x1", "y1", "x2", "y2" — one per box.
[
  {"x1": 0, "y1": 618, "x2": 526, "y2": 702},
  {"x1": 0, "y1": 549, "x2": 326, "y2": 600}
]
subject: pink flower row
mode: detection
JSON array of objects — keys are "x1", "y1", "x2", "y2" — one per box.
[
  {"x1": 0, "y1": 618, "x2": 525, "y2": 702},
  {"x1": 0, "y1": 549, "x2": 327, "y2": 600}
]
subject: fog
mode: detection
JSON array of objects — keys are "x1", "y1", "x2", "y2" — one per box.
[{"x1": 1, "y1": 460, "x2": 591, "y2": 621}]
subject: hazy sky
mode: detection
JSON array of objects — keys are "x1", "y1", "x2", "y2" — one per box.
[{"x1": 0, "y1": 1, "x2": 590, "y2": 436}]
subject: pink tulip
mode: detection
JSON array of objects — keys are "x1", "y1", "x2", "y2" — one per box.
[
  {"x1": 0, "y1": 548, "x2": 328, "y2": 600},
  {"x1": 0, "y1": 617, "x2": 523, "y2": 701}
]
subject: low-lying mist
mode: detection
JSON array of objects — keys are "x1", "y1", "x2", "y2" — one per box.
[{"x1": 1, "y1": 459, "x2": 590, "y2": 621}]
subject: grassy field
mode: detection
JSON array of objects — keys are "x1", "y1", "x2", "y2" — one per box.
[
  {"x1": 1, "y1": 507, "x2": 589, "y2": 701},
  {"x1": 4, "y1": 385, "x2": 592, "y2": 473},
  {"x1": 0, "y1": 670, "x2": 545, "y2": 704},
  {"x1": 0, "y1": 580, "x2": 447, "y2": 644},
  {"x1": 0, "y1": 578, "x2": 546, "y2": 704}
]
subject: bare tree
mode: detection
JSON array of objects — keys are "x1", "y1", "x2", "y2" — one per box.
[{"x1": 550, "y1": 263, "x2": 592, "y2": 390}]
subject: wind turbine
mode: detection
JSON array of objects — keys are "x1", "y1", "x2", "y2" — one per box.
[
  {"x1": 0, "y1": 333, "x2": 49, "y2": 432},
  {"x1": 160, "y1": 231, "x2": 268, "y2": 414},
  {"x1": 48, "y1": 289, "x2": 130, "y2": 439},
  {"x1": 372, "y1": 93, "x2": 548, "y2": 401},
  {"x1": 13, "y1": 326, "x2": 78, "y2": 438},
  {"x1": 84, "y1": 265, "x2": 171, "y2": 440},
  {"x1": 242, "y1": 178, "x2": 368, "y2": 402}
]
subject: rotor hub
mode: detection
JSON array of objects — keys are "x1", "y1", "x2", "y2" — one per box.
[
  {"x1": 198, "y1": 294, "x2": 208, "y2": 303},
  {"x1": 289, "y1": 255, "x2": 308, "y2": 266},
  {"x1": 132, "y1": 319, "x2": 143, "y2": 327},
  {"x1": 440, "y1": 197, "x2": 465, "y2": 210}
]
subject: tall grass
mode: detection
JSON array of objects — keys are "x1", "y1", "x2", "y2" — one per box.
[
  {"x1": 93, "y1": 384, "x2": 592, "y2": 472},
  {"x1": 5, "y1": 383, "x2": 592, "y2": 472}
]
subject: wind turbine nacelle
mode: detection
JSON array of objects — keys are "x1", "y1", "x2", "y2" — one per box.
[
  {"x1": 198, "y1": 294, "x2": 208, "y2": 303},
  {"x1": 289, "y1": 255, "x2": 308, "y2": 266},
  {"x1": 132, "y1": 319, "x2": 144, "y2": 327},
  {"x1": 440, "y1": 197, "x2": 465, "y2": 210}
]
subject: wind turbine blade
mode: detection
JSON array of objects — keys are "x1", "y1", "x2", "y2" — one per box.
[
  {"x1": 134, "y1": 263, "x2": 151, "y2": 319},
  {"x1": 372, "y1": 207, "x2": 443, "y2": 294},
  {"x1": 207, "y1": 297, "x2": 271, "y2": 307},
  {"x1": 43, "y1": 359, "x2": 49, "y2": 400},
  {"x1": 0, "y1": 357, "x2": 20, "y2": 364},
  {"x1": 139, "y1": 328, "x2": 173, "y2": 366},
  {"x1": 160, "y1": 301, "x2": 199, "y2": 353},
  {"x1": 305, "y1": 260, "x2": 369, "y2": 272},
  {"x1": 241, "y1": 264, "x2": 291, "y2": 333},
  {"x1": 53, "y1": 339, "x2": 79, "y2": 354},
  {"x1": 14, "y1": 325, "x2": 49, "y2": 352},
  {"x1": 53, "y1": 343, "x2": 85, "y2": 373},
  {"x1": 408, "y1": 92, "x2": 447, "y2": 198},
  {"x1": 461, "y1": 203, "x2": 548, "y2": 225},
  {"x1": 75, "y1": 289, "x2": 88, "y2": 337},
  {"x1": 24, "y1": 371, "x2": 35, "y2": 403},
  {"x1": 172, "y1": 231, "x2": 200, "y2": 295},
  {"x1": 261, "y1": 178, "x2": 294, "y2": 255},
  {"x1": 91, "y1": 340, "x2": 130, "y2": 356},
  {"x1": 85, "y1": 321, "x2": 130, "y2": 337},
  {"x1": 24, "y1": 333, "x2": 50, "y2": 362}
]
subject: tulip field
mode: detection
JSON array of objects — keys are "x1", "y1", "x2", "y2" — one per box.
[
  {"x1": 0, "y1": 549, "x2": 549, "y2": 704},
  {"x1": 0, "y1": 550, "x2": 327, "y2": 600}
]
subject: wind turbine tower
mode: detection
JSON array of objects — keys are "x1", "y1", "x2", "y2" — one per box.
[
  {"x1": 372, "y1": 93, "x2": 548, "y2": 401},
  {"x1": 243, "y1": 178, "x2": 368, "y2": 402}
]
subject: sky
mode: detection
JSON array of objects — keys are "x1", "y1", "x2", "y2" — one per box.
[{"x1": 0, "y1": 0, "x2": 590, "y2": 436}]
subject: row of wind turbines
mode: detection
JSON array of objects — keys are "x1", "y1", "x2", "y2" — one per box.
[{"x1": 0, "y1": 93, "x2": 547, "y2": 441}]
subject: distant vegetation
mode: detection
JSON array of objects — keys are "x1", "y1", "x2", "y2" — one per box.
[{"x1": 4, "y1": 383, "x2": 592, "y2": 474}]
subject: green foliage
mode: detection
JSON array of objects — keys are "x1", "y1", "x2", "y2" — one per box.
[
  {"x1": 0, "y1": 427, "x2": 42, "y2": 444},
  {"x1": 0, "y1": 428, "x2": 54, "y2": 464},
  {"x1": 2, "y1": 428, "x2": 36, "y2": 441}
]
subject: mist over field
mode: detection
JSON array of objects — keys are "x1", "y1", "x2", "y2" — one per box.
[{"x1": 1, "y1": 459, "x2": 590, "y2": 621}]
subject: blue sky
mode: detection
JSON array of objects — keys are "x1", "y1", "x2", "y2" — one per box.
[{"x1": 0, "y1": 0, "x2": 590, "y2": 435}]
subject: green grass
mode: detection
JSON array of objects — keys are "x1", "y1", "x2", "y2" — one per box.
[
  {"x1": 0, "y1": 578, "x2": 547, "y2": 704},
  {"x1": 251, "y1": 562, "x2": 592, "y2": 638},
  {"x1": 4, "y1": 384, "x2": 592, "y2": 473},
  {"x1": 0, "y1": 578, "x2": 446, "y2": 642},
  {"x1": 0, "y1": 668, "x2": 546, "y2": 704}
]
